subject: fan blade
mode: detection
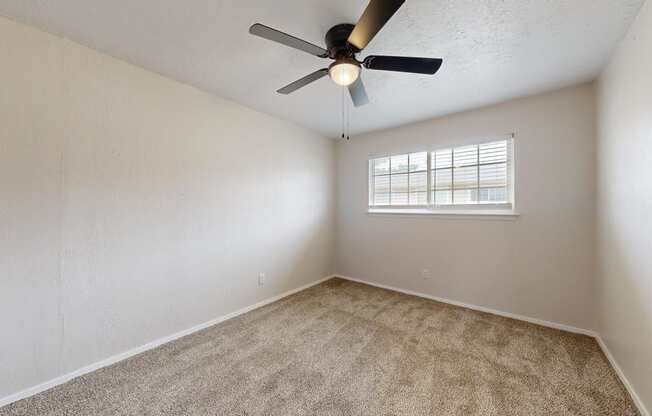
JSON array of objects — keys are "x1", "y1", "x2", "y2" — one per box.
[
  {"x1": 363, "y1": 56, "x2": 443, "y2": 74},
  {"x1": 277, "y1": 69, "x2": 329, "y2": 94},
  {"x1": 347, "y1": 0, "x2": 405, "y2": 51},
  {"x1": 348, "y1": 77, "x2": 369, "y2": 107},
  {"x1": 249, "y1": 23, "x2": 328, "y2": 58}
]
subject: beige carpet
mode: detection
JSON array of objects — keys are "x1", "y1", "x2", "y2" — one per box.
[{"x1": 1, "y1": 278, "x2": 639, "y2": 415}]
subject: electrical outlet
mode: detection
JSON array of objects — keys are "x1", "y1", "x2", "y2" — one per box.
[
  {"x1": 421, "y1": 269, "x2": 431, "y2": 280},
  {"x1": 258, "y1": 273, "x2": 266, "y2": 286}
]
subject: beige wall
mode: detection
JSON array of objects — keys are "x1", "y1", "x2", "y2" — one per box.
[
  {"x1": 336, "y1": 85, "x2": 597, "y2": 332},
  {"x1": 2, "y1": 1, "x2": 650, "y2": 410},
  {"x1": 0, "y1": 16, "x2": 335, "y2": 400},
  {"x1": 596, "y1": 0, "x2": 652, "y2": 411}
]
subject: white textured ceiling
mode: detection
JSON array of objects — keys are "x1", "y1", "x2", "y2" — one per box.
[{"x1": 0, "y1": 0, "x2": 644, "y2": 137}]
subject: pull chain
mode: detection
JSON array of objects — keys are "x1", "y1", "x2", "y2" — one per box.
[
  {"x1": 340, "y1": 87, "x2": 351, "y2": 141},
  {"x1": 341, "y1": 87, "x2": 345, "y2": 139},
  {"x1": 346, "y1": 92, "x2": 350, "y2": 141}
]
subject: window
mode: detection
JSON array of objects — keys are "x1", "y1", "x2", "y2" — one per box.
[
  {"x1": 369, "y1": 152, "x2": 428, "y2": 206},
  {"x1": 369, "y1": 137, "x2": 514, "y2": 213}
]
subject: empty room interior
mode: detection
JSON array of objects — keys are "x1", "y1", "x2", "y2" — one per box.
[{"x1": 1, "y1": 0, "x2": 651, "y2": 415}]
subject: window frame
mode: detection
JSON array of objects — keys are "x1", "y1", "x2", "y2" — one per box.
[
  {"x1": 368, "y1": 136, "x2": 516, "y2": 215},
  {"x1": 368, "y1": 152, "x2": 429, "y2": 208}
]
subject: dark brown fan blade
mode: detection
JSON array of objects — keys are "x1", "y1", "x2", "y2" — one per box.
[
  {"x1": 277, "y1": 69, "x2": 329, "y2": 94},
  {"x1": 363, "y1": 56, "x2": 443, "y2": 74},
  {"x1": 347, "y1": 0, "x2": 405, "y2": 51},
  {"x1": 249, "y1": 24, "x2": 328, "y2": 57},
  {"x1": 348, "y1": 77, "x2": 369, "y2": 107}
]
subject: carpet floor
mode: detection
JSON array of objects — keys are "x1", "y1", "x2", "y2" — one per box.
[{"x1": 1, "y1": 278, "x2": 639, "y2": 415}]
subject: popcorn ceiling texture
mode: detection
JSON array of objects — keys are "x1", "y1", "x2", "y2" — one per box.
[
  {"x1": 0, "y1": 279, "x2": 639, "y2": 415},
  {"x1": 0, "y1": 0, "x2": 644, "y2": 137}
]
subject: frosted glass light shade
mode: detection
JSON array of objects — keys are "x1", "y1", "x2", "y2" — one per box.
[{"x1": 329, "y1": 62, "x2": 360, "y2": 86}]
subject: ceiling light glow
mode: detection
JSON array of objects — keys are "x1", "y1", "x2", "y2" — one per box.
[{"x1": 329, "y1": 60, "x2": 361, "y2": 86}]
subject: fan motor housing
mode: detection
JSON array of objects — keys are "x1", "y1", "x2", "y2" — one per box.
[{"x1": 325, "y1": 23, "x2": 356, "y2": 59}]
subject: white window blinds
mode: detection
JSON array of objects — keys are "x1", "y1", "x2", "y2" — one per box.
[
  {"x1": 369, "y1": 138, "x2": 513, "y2": 209},
  {"x1": 370, "y1": 152, "x2": 428, "y2": 206}
]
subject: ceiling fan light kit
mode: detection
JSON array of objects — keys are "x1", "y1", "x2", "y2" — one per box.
[
  {"x1": 329, "y1": 58, "x2": 361, "y2": 86},
  {"x1": 248, "y1": 0, "x2": 443, "y2": 107}
]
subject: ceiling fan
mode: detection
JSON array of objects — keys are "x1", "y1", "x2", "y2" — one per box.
[{"x1": 248, "y1": 0, "x2": 443, "y2": 107}]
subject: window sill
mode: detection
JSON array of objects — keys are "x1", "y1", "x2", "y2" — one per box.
[{"x1": 367, "y1": 208, "x2": 520, "y2": 218}]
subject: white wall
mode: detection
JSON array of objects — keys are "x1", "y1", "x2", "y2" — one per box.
[
  {"x1": 596, "y1": 0, "x2": 652, "y2": 411},
  {"x1": 0, "y1": 16, "x2": 335, "y2": 400},
  {"x1": 336, "y1": 85, "x2": 597, "y2": 331},
  {"x1": 2, "y1": 1, "x2": 650, "y2": 409}
]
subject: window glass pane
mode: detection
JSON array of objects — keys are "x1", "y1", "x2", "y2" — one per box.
[
  {"x1": 479, "y1": 141, "x2": 507, "y2": 164},
  {"x1": 409, "y1": 191, "x2": 428, "y2": 205},
  {"x1": 391, "y1": 173, "x2": 408, "y2": 193},
  {"x1": 409, "y1": 152, "x2": 427, "y2": 172},
  {"x1": 391, "y1": 154, "x2": 409, "y2": 174},
  {"x1": 480, "y1": 163, "x2": 507, "y2": 188},
  {"x1": 454, "y1": 189, "x2": 478, "y2": 204},
  {"x1": 479, "y1": 187, "x2": 508, "y2": 204},
  {"x1": 454, "y1": 165, "x2": 478, "y2": 190},
  {"x1": 453, "y1": 145, "x2": 478, "y2": 167},
  {"x1": 433, "y1": 149, "x2": 452, "y2": 169},
  {"x1": 373, "y1": 157, "x2": 390, "y2": 175},
  {"x1": 369, "y1": 138, "x2": 512, "y2": 209},
  {"x1": 374, "y1": 193, "x2": 390, "y2": 205},
  {"x1": 391, "y1": 193, "x2": 408, "y2": 205},
  {"x1": 434, "y1": 190, "x2": 452, "y2": 205},
  {"x1": 374, "y1": 175, "x2": 390, "y2": 194},
  {"x1": 433, "y1": 168, "x2": 452, "y2": 190},
  {"x1": 409, "y1": 172, "x2": 427, "y2": 193}
]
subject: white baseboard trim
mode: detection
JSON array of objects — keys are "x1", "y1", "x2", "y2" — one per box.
[
  {"x1": 335, "y1": 275, "x2": 596, "y2": 336},
  {"x1": 336, "y1": 275, "x2": 652, "y2": 415},
  {"x1": 0, "y1": 275, "x2": 335, "y2": 408},
  {"x1": 4, "y1": 274, "x2": 646, "y2": 416},
  {"x1": 595, "y1": 336, "x2": 649, "y2": 416}
]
